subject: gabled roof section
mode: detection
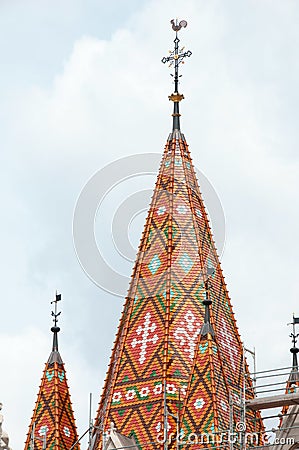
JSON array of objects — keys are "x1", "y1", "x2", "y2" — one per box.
[
  {"x1": 181, "y1": 296, "x2": 264, "y2": 446},
  {"x1": 180, "y1": 298, "x2": 230, "y2": 441},
  {"x1": 24, "y1": 295, "x2": 79, "y2": 450}
]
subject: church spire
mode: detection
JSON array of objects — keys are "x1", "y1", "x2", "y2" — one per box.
[
  {"x1": 92, "y1": 21, "x2": 263, "y2": 449},
  {"x1": 162, "y1": 19, "x2": 192, "y2": 131},
  {"x1": 24, "y1": 294, "x2": 80, "y2": 450}
]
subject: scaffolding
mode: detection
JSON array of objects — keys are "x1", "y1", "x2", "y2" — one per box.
[{"x1": 245, "y1": 364, "x2": 299, "y2": 447}]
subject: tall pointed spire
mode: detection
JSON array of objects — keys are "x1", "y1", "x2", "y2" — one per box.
[
  {"x1": 24, "y1": 294, "x2": 80, "y2": 450},
  {"x1": 92, "y1": 21, "x2": 263, "y2": 449}
]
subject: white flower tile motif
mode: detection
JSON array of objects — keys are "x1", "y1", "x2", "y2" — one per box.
[
  {"x1": 166, "y1": 383, "x2": 176, "y2": 394},
  {"x1": 139, "y1": 386, "x2": 150, "y2": 398},
  {"x1": 153, "y1": 383, "x2": 162, "y2": 395},
  {"x1": 112, "y1": 392, "x2": 122, "y2": 403},
  {"x1": 125, "y1": 389, "x2": 136, "y2": 400}
]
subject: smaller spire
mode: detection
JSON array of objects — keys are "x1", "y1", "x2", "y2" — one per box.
[
  {"x1": 24, "y1": 291, "x2": 80, "y2": 450},
  {"x1": 48, "y1": 292, "x2": 63, "y2": 365},
  {"x1": 289, "y1": 314, "x2": 299, "y2": 384},
  {"x1": 200, "y1": 279, "x2": 215, "y2": 339},
  {"x1": 161, "y1": 19, "x2": 192, "y2": 131}
]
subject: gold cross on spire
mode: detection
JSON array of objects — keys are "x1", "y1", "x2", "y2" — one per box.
[{"x1": 161, "y1": 19, "x2": 192, "y2": 97}]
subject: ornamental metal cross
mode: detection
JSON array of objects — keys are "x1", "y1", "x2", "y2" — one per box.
[{"x1": 161, "y1": 19, "x2": 192, "y2": 94}]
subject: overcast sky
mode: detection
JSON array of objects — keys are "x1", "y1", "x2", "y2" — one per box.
[{"x1": 1, "y1": 1, "x2": 299, "y2": 448}]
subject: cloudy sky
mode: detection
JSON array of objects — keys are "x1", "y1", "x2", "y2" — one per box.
[{"x1": 1, "y1": 0, "x2": 299, "y2": 448}]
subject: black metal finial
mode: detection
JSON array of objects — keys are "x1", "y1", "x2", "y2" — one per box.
[
  {"x1": 50, "y1": 292, "x2": 62, "y2": 352},
  {"x1": 200, "y1": 279, "x2": 215, "y2": 339},
  {"x1": 161, "y1": 19, "x2": 192, "y2": 131},
  {"x1": 288, "y1": 314, "x2": 299, "y2": 383}
]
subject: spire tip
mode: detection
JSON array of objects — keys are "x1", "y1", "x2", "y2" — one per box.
[
  {"x1": 162, "y1": 19, "x2": 192, "y2": 131},
  {"x1": 288, "y1": 314, "x2": 299, "y2": 379},
  {"x1": 51, "y1": 292, "x2": 62, "y2": 352}
]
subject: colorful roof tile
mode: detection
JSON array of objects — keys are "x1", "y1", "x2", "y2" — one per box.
[{"x1": 24, "y1": 295, "x2": 80, "y2": 450}]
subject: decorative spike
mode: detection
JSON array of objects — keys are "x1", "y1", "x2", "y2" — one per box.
[
  {"x1": 289, "y1": 314, "x2": 299, "y2": 383},
  {"x1": 279, "y1": 316, "x2": 299, "y2": 427},
  {"x1": 24, "y1": 295, "x2": 80, "y2": 450},
  {"x1": 50, "y1": 292, "x2": 61, "y2": 353}
]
